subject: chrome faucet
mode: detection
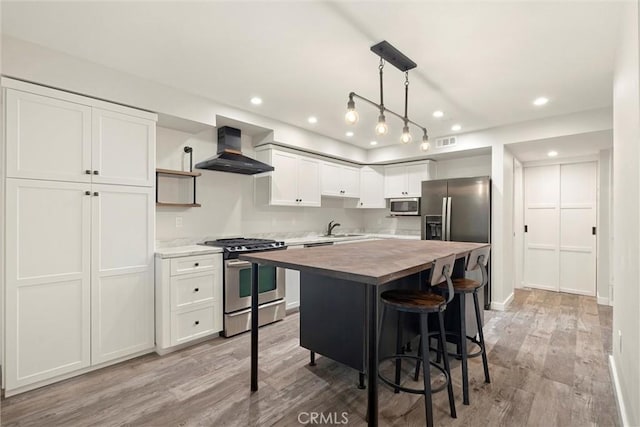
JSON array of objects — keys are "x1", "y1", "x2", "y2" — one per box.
[{"x1": 327, "y1": 220, "x2": 341, "y2": 236}]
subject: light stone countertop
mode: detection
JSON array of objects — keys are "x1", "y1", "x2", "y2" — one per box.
[
  {"x1": 154, "y1": 245, "x2": 223, "y2": 259},
  {"x1": 154, "y1": 234, "x2": 420, "y2": 258}
]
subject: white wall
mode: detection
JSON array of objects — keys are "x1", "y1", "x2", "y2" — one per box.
[
  {"x1": 611, "y1": 1, "x2": 640, "y2": 425},
  {"x1": 155, "y1": 127, "x2": 365, "y2": 243},
  {"x1": 434, "y1": 154, "x2": 491, "y2": 180}
]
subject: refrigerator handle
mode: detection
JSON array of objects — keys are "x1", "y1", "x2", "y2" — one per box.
[
  {"x1": 446, "y1": 197, "x2": 452, "y2": 241},
  {"x1": 441, "y1": 197, "x2": 448, "y2": 241}
]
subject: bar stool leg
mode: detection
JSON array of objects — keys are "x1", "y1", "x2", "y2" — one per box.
[
  {"x1": 394, "y1": 312, "x2": 404, "y2": 393},
  {"x1": 473, "y1": 291, "x2": 491, "y2": 384},
  {"x1": 438, "y1": 310, "x2": 457, "y2": 418},
  {"x1": 459, "y1": 294, "x2": 470, "y2": 405},
  {"x1": 358, "y1": 372, "x2": 366, "y2": 389},
  {"x1": 414, "y1": 337, "x2": 422, "y2": 381},
  {"x1": 309, "y1": 351, "x2": 316, "y2": 366},
  {"x1": 419, "y1": 313, "x2": 434, "y2": 427}
]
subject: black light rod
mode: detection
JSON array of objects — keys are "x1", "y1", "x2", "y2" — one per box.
[{"x1": 350, "y1": 92, "x2": 428, "y2": 135}]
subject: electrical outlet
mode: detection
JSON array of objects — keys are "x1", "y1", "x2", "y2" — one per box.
[
  {"x1": 618, "y1": 330, "x2": 622, "y2": 354},
  {"x1": 176, "y1": 216, "x2": 183, "y2": 228}
]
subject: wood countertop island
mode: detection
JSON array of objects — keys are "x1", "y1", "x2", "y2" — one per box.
[{"x1": 240, "y1": 239, "x2": 490, "y2": 427}]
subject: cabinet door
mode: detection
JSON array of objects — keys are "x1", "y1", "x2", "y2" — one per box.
[
  {"x1": 359, "y1": 167, "x2": 386, "y2": 208},
  {"x1": 320, "y1": 162, "x2": 342, "y2": 196},
  {"x1": 285, "y1": 246, "x2": 303, "y2": 310},
  {"x1": 92, "y1": 108, "x2": 155, "y2": 187},
  {"x1": 270, "y1": 150, "x2": 299, "y2": 205},
  {"x1": 5, "y1": 179, "x2": 91, "y2": 391},
  {"x1": 91, "y1": 184, "x2": 154, "y2": 364},
  {"x1": 406, "y1": 163, "x2": 430, "y2": 197},
  {"x1": 384, "y1": 165, "x2": 407, "y2": 198},
  {"x1": 297, "y1": 157, "x2": 321, "y2": 207},
  {"x1": 341, "y1": 165, "x2": 361, "y2": 198},
  {"x1": 5, "y1": 89, "x2": 92, "y2": 183}
]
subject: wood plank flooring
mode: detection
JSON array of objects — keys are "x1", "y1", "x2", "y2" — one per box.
[{"x1": 1, "y1": 289, "x2": 618, "y2": 426}]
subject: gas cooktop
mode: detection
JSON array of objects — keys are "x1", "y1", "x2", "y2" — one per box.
[{"x1": 201, "y1": 237, "x2": 286, "y2": 258}]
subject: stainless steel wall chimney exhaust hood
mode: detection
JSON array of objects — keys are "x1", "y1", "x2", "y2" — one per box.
[{"x1": 195, "y1": 126, "x2": 275, "y2": 175}]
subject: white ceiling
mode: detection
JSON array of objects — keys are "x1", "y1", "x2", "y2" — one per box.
[
  {"x1": 1, "y1": 1, "x2": 623, "y2": 151},
  {"x1": 506, "y1": 130, "x2": 612, "y2": 163}
]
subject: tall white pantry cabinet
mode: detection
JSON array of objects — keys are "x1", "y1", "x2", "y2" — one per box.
[{"x1": 1, "y1": 78, "x2": 156, "y2": 395}]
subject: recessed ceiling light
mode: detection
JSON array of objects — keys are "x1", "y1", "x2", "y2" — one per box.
[
  {"x1": 548, "y1": 150, "x2": 558, "y2": 157},
  {"x1": 370, "y1": 141, "x2": 378, "y2": 146},
  {"x1": 533, "y1": 97, "x2": 549, "y2": 106},
  {"x1": 250, "y1": 96, "x2": 262, "y2": 105},
  {"x1": 307, "y1": 116, "x2": 318, "y2": 124},
  {"x1": 345, "y1": 131, "x2": 354, "y2": 137},
  {"x1": 451, "y1": 124, "x2": 462, "y2": 132},
  {"x1": 433, "y1": 110, "x2": 444, "y2": 118}
]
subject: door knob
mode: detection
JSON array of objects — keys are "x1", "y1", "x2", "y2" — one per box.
[
  {"x1": 194, "y1": 320, "x2": 200, "y2": 326},
  {"x1": 93, "y1": 192, "x2": 99, "y2": 196},
  {"x1": 85, "y1": 170, "x2": 91, "y2": 175},
  {"x1": 194, "y1": 288, "x2": 199, "y2": 292},
  {"x1": 85, "y1": 191, "x2": 91, "y2": 196},
  {"x1": 93, "y1": 170, "x2": 99, "y2": 175}
]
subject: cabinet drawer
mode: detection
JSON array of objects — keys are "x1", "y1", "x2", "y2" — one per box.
[
  {"x1": 171, "y1": 271, "x2": 216, "y2": 310},
  {"x1": 170, "y1": 254, "x2": 218, "y2": 276},
  {"x1": 171, "y1": 306, "x2": 217, "y2": 345}
]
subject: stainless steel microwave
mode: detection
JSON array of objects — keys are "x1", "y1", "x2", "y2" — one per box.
[{"x1": 390, "y1": 198, "x2": 420, "y2": 216}]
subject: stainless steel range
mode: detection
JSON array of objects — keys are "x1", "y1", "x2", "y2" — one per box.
[{"x1": 201, "y1": 238, "x2": 287, "y2": 337}]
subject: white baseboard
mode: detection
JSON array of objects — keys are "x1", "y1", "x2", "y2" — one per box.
[
  {"x1": 609, "y1": 354, "x2": 630, "y2": 426},
  {"x1": 597, "y1": 295, "x2": 610, "y2": 306},
  {"x1": 490, "y1": 292, "x2": 514, "y2": 311}
]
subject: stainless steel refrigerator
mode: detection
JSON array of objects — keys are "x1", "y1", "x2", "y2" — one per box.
[{"x1": 421, "y1": 176, "x2": 491, "y2": 308}]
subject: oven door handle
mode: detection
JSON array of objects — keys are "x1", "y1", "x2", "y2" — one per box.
[{"x1": 226, "y1": 260, "x2": 252, "y2": 268}]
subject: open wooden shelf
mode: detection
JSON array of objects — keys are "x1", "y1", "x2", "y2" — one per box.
[
  {"x1": 156, "y1": 168, "x2": 201, "y2": 177},
  {"x1": 156, "y1": 202, "x2": 202, "y2": 208}
]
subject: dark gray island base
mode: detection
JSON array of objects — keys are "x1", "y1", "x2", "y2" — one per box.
[{"x1": 240, "y1": 239, "x2": 490, "y2": 427}]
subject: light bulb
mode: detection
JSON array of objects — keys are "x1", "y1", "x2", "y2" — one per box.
[
  {"x1": 345, "y1": 98, "x2": 359, "y2": 125},
  {"x1": 345, "y1": 109, "x2": 359, "y2": 125},
  {"x1": 420, "y1": 141, "x2": 430, "y2": 151},
  {"x1": 400, "y1": 125, "x2": 412, "y2": 144},
  {"x1": 375, "y1": 113, "x2": 388, "y2": 136}
]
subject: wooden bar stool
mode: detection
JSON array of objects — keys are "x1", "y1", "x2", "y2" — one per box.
[
  {"x1": 431, "y1": 246, "x2": 491, "y2": 405},
  {"x1": 378, "y1": 254, "x2": 458, "y2": 427}
]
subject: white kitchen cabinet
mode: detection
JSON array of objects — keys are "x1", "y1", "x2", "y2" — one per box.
[
  {"x1": 321, "y1": 161, "x2": 360, "y2": 198},
  {"x1": 384, "y1": 161, "x2": 433, "y2": 198},
  {"x1": 4, "y1": 179, "x2": 92, "y2": 391},
  {"x1": 358, "y1": 166, "x2": 386, "y2": 208},
  {"x1": 2, "y1": 78, "x2": 157, "y2": 395},
  {"x1": 5, "y1": 84, "x2": 155, "y2": 187},
  {"x1": 91, "y1": 185, "x2": 154, "y2": 364},
  {"x1": 255, "y1": 148, "x2": 321, "y2": 207},
  {"x1": 4, "y1": 179, "x2": 156, "y2": 392},
  {"x1": 155, "y1": 254, "x2": 223, "y2": 352}
]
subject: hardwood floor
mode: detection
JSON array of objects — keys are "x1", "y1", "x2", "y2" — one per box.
[{"x1": 1, "y1": 289, "x2": 617, "y2": 426}]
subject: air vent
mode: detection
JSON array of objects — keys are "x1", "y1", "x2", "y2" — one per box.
[{"x1": 435, "y1": 136, "x2": 457, "y2": 148}]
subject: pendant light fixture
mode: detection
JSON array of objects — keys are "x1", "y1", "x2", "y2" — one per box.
[{"x1": 345, "y1": 40, "x2": 429, "y2": 151}]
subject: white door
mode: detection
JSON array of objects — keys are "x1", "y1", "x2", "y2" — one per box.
[
  {"x1": 5, "y1": 179, "x2": 91, "y2": 390},
  {"x1": 5, "y1": 89, "x2": 92, "y2": 183},
  {"x1": 384, "y1": 165, "x2": 406, "y2": 198},
  {"x1": 270, "y1": 150, "x2": 299, "y2": 205},
  {"x1": 91, "y1": 184, "x2": 154, "y2": 364},
  {"x1": 524, "y1": 165, "x2": 560, "y2": 291},
  {"x1": 523, "y1": 162, "x2": 597, "y2": 295},
  {"x1": 91, "y1": 108, "x2": 155, "y2": 187},
  {"x1": 297, "y1": 157, "x2": 321, "y2": 207},
  {"x1": 559, "y1": 162, "x2": 597, "y2": 295}
]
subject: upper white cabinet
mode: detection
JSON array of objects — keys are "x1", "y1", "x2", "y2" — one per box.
[
  {"x1": 358, "y1": 166, "x2": 386, "y2": 208},
  {"x1": 5, "y1": 86, "x2": 155, "y2": 187},
  {"x1": 255, "y1": 148, "x2": 321, "y2": 207},
  {"x1": 384, "y1": 161, "x2": 433, "y2": 198},
  {"x1": 92, "y1": 108, "x2": 155, "y2": 187},
  {"x1": 321, "y1": 162, "x2": 360, "y2": 198}
]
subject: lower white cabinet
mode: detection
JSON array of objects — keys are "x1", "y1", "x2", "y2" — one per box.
[
  {"x1": 155, "y1": 253, "x2": 223, "y2": 352},
  {"x1": 284, "y1": 245, "x2": 303, "y2": 310},
  {"x1": 3, "y1": 179, "x2": 154, "y2": 393}
]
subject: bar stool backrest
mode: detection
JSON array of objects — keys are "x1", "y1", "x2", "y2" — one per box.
[
  {"x1": 430, "y1": 253, "x2": 456, "y2": 303},
  {"x1": 466, "y1": 246, "x2": 491, "y2": 287}
]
